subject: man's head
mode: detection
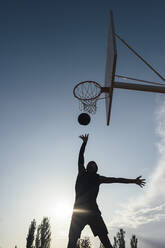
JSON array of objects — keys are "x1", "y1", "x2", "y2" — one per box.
[{"x1": 86, "y1": 161, "x2": 98, "y2": 174}]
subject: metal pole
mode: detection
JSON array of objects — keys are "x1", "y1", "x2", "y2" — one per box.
[
  {"x1": 115, "y1": 74, "x2": 165, "y2": 87},
  {"x1": 114, "y1": 82, "x2": 165, "y2": 93},
  {"x1": 115, "y1": 33, "x2": 165, "y2": 82}
]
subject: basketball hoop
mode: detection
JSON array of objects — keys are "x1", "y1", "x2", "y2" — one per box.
[{"x1": 73, "y1": 81, "x2": 102, "y2": 114}]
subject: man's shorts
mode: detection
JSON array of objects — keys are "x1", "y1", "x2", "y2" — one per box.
[{"x1": 68, "y1": 212, "x2": 108, "y2": 238}]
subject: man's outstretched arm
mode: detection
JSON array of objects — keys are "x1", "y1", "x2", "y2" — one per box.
[
  {"x1": 78, "y1": 134, "x2": 89, "y2": 173},
  {"x1": 100, "y1": 176, "x2": 146, "y2": 188}
]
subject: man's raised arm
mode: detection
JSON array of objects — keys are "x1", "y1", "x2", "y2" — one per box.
[
  {"x1": 78, "y1": 134, "x2": 89, "y2": 173},
  {"x1": 99, "y1": 176, "x2": 146, "y2": 188}
]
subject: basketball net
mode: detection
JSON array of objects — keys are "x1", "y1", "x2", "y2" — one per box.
[
  {"x1": 73, "y1": 81, "x2": 102, "y2": 114},
  {"x1": 79, "y1": 99, "x2": 97, "y2": 114}
]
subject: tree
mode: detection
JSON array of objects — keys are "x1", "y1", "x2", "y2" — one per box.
[
  {"x1": 40, "y1": 217, "x2": 51, "y2": 248},
  {"x1": 35, "y1": 217, "x2": 51, "y2": 248},
  {"x1": 35, "y1": 224, "x2": 41, "y2": 248},
  {"x1": 113, "y1": 229, "x2": 125, "y2": 248},
  {"x1": 113, "y1": 236, "x2": 117, "y2": 248},
  {"x1": 130, "y1": 235, "x2": 138, "y2": 248},
  {"x1": 78, "y1": 237, "x2": 91, "y2": 248},
  {"x1": 26, "y1": 219, "x2": 36, "y2": 248}
]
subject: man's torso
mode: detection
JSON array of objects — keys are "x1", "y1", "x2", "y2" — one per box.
[{"x1": 74, "y1": 172, "x2": 101, "y2": 214}]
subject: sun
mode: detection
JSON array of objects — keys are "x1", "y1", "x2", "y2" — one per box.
[{"x1": 54, "y1": 201, "x2": 72, "y2": 220}]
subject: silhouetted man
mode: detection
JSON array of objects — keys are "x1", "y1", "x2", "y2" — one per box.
[{"x1": 67, "y1": 134, "x2": 146, "y2": 248}]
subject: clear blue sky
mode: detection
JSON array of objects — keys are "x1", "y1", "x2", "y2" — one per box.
[{"x1": 0, "y1": 1, "x2": 165, "y2": 248}]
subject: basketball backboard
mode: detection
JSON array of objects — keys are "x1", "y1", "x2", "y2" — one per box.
[{"x1": 104, "y1": 11, "x2": 117, "y2": 125}]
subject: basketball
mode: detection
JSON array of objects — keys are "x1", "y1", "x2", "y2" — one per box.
[{"x1": 78, "y1": 113, "x2": 91, "y2": 125}]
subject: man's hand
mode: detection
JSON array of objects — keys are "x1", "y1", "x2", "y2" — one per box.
[
  {"x1": 135, "y1": 176, "x2": 146, "y2": 188},
  {"x1": 79, "y1": 134, "x2": 89, "y2": 143}
]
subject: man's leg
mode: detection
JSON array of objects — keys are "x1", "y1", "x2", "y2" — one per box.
[
  {"x1": 98, "y1": 234, "x2": 113, "y2": 248},
  {"x1": 67, "y1": 233, "x2": 79, "y2": 248},
  {"x1": 89, "y1": 214, "x2": 113, "y2": 248},
  {"x1": 67, "y1": 213, "x2": 86, "y2": 248}
]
